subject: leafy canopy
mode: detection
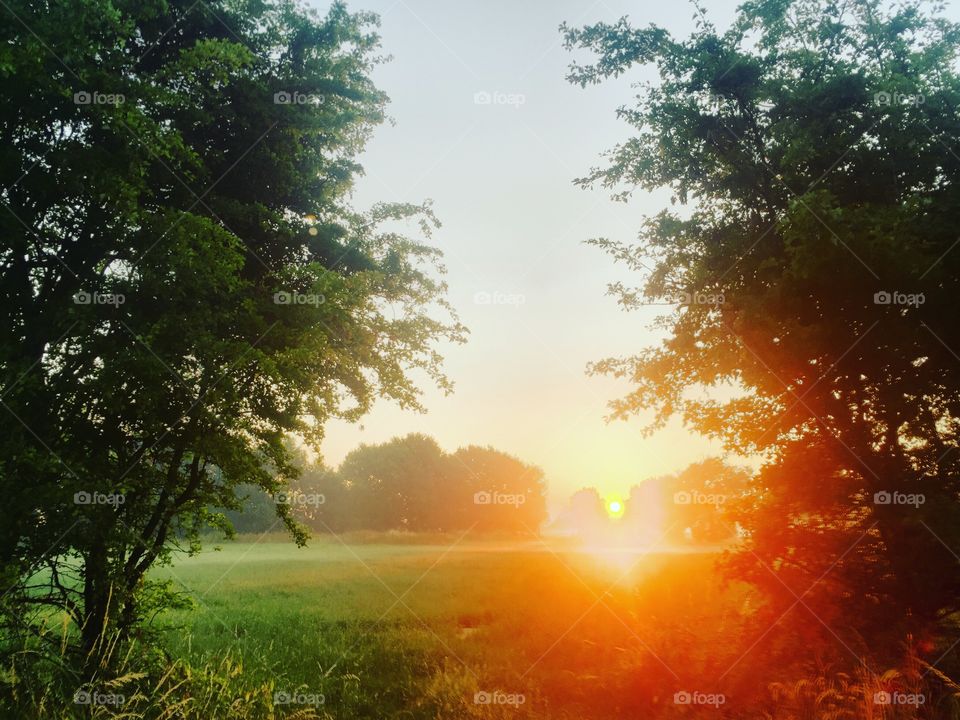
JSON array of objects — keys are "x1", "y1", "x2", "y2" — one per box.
[
  {"x1": 564, "y1": 0, "x2": 960, "y2": 661},
  {"x1": 0, "y1": 0, "x2": 463, "y2": 658}
]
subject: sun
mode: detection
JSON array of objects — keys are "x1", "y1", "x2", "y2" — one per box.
[{"x1": 605, "y1": 497, "x2": 625, "y2": 520}]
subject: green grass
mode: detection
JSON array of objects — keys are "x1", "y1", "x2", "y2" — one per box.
[{"x1": 152, "y1": 536, "x2": 760, "y2": 719}]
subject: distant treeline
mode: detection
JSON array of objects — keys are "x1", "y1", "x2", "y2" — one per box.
[
  {"x1": 223, "y1": 434, "x2": 549, "y2": 534},
  {"x1": 551, "y1": 459, "x2": 751, "y2": 545}
]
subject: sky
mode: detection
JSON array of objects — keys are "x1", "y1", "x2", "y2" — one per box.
[{"x1": 314, "y1": 0, "x2": 747, "y2": 513}]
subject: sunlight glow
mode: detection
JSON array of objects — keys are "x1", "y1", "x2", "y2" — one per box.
[{"x1": 605, "y1": 497, "x2": 625, "y2": 520}]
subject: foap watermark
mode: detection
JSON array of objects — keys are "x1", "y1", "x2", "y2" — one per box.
[
  {"x1": 274, "y1": 91, "x2": 325, "y2": 105},
  {"x1": 74, "y1": 491, "x2": 125, "y2": 507},
  {"x1": 674, "y1": 691, "x2": 725, "y2": 707},
  {"x1": 273, "y1": 690, "x2": 325, "y2": 707},
  {"x1": 73, "y1": 291, "x2": 125, "y2": 306},
  {"x1": 273, "y1": 291, "x2": 325, "y2": 306},
  {"x1": 74, "y1": 90, "x2": 125, "y2": 106},
  {"x1": 473, "y1": 291, "x2": 525, "y2": 307},
  {"x1": 674, "y1": 491, "x2": 726, "y2": 507},
  {"x1": 474, "y1": 690, "x2": 526, "y2": 706},
  {"x1": 679, "y1": 290, "x2": 724, "y2": 306},
  {"x1": 473, "y1": 90, "x2": 525, "y2": 108},
  {"x1": 474, "y1": 491, "x2": 526, "y2": 507},
  {"x1": 873, "y1": 491, "x2": 924, "y2": 508},
  {"x1": 273, "y1": 490, "x2": 325, "y2": 508},
  {"x1": 874, "y1": 91, "x2": 925, "y2": 107},
  {"x1": 873, "y1": 290, "x2": 925, "y2": 307},
  {"x1": 638, "y1": 291, "x2": 724, "y2": 306},
  {"x1": 74, "y1": 690, "x2": 125, "y2": 706},
  {"x1": 874, "y1": 691, "x2": 925, "y2": 706}
]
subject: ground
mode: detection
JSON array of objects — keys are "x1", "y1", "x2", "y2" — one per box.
[{"x1": 154, "y1": 534, "x2": 759, "y2": 719}]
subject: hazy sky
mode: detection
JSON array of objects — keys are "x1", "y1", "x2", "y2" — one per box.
[{"x1": 315, "y1": 0, "x2": 746, "y2": 511}]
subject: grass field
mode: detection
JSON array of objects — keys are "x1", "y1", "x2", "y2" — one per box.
[{"x1": 152, "y1": 535, "x2": 762, "y2": 719}]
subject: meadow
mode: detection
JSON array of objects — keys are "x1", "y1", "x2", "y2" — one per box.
[{"x1": 150, "y1": 534, "x2": 764, "y2": 719}]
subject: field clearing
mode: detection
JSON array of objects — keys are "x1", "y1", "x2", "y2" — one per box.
[{"x1": 154, "y1": 536, "x2": 759, "y2": 719}]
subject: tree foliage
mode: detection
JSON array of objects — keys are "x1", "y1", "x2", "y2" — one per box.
[
  {"x1": 565, "y1": 0, "x2": 960, "y2": 667},
  {"x1": 0, "y1": 0, "x2": 463, "y2": 661},
  {"x1": 245, "y1": 434, "x2": 550, "y2": 535}
]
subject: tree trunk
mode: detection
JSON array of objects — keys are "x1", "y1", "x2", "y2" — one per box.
[{"x1": 80, "y1": 539, "x2": 113, "y2": 674}]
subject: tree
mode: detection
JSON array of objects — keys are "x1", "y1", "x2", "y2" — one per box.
[
  {"x1": 221, "y1": 483, "x2": 277, "y2": 535},
  {"x1": 558, "y1": 487, "x2": 608, "y2": 538},
  {"x1": 452, "y1": 445, "x2": 548, "y2": 534},
  {"x1": 659, "y1": 459, "x2": 750, "y2": 544},
  {"x1": 0, "y1": 0, "x2": 463, "y2": 665},
  {"x1": 337, "y1": 433, "x2": 457, "y2": 532},
  {"x1": 564, "y1": 0, "x2": 960, "y2": 669},
  {"x1": 220, "y1": 446, "x2": 337, "y2": 534},
  {"x1": 326, "y1": 437, "x2": 547, "y2": 534},
  {"x1": 292, "y1": 458, "x2": 350, "y2": 532}
]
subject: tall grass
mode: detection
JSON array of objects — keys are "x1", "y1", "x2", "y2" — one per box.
[{"x1": 4, "y1": 537, "x2": 958, "y2": 718}]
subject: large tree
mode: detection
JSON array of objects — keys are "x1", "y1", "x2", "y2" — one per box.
[
  {"x1": 452, "y1": 444, "x2": 549, "y2": 533},
  {"x1": 332, "y1": 435, "x2": 548, "y2": 533},
  {"x1": 564, "y1": 0, "x2": 960, "y2": 671},
  {"x1": 337, "y1": 433, "x2": 455, "y2": 531},
  {"x1": 0, "y1": 0, "x2": 463, "y2": 664}
]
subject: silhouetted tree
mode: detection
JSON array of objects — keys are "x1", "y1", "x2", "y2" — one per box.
[
  {"x1": 660, "y1": 459, "x2": 750, "y2": 544},
  {"x1": 338, "y1": 434, "x2": 458, "y2": 531},
  {"x1": 222, "y1": 484, "x2": 277, "y2": 535},
  {"x1": 564, "y1": 487, "x2": 608, "y2": 538},
  {"x1": 565, "y1": 0, "x2": 960, "y2": 668},
  {"x1": 452, "y1": 445, "x2": 549, "y2": 534}
]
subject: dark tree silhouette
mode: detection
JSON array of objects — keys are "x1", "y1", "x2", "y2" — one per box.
[{"x1": 565, "y1": 0, "x2": 960, "y2": 669}]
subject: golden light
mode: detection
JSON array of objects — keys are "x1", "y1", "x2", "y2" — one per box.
[{"x1": 605, "y1": 497, "x2": 625, "y2": 520}]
